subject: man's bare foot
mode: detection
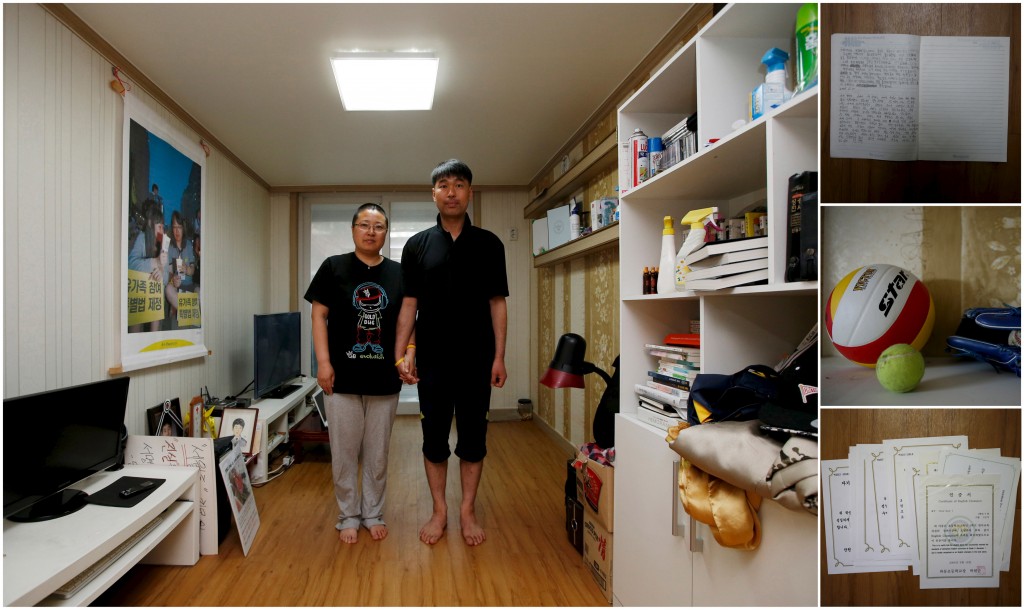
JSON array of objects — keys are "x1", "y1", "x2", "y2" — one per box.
[
  {"x1": 460, "y1": 509, "x2": 486, "y2": 546},
  {"x1": 339, "y1": 527, "x2": 358, "y2": 544},
  {"x1": 419, "y1": 513, "x2": 447, "y2": 544},
  {"x1": 368, "y1": 524, "x2": 388, "y2": 541}
]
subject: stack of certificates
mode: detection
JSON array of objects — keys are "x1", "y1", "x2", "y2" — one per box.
[{"x1": 822, "y1": 435, "x2": 1020, "y2": 589}]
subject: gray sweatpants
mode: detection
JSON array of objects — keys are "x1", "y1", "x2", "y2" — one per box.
[{"x1": 324, "y1": 392, "x2": 399, "y2": 531}]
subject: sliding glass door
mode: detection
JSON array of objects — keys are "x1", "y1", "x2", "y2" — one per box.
[{"x1": 300, "y1": 194, "x2": 439, "y2": 414}]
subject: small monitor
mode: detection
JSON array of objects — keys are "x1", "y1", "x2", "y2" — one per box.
[{"x1": 4, "y1": 377, "x2": 130, "y2": 522}]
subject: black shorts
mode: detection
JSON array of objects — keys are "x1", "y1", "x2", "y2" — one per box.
[{"x1": 417, "y1": 365, "x2": 491, "y2": 463}]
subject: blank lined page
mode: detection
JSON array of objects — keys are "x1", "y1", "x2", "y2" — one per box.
[{"x1": 918, "y1": 37, "x2": 1010, "y2": 162}]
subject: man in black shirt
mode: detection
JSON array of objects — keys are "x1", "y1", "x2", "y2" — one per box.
[{"x1": 395, "y1": 159, "x2": 509, "y2": 546}]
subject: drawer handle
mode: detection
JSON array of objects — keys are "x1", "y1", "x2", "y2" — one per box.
[
  {"x1": 671, "y1": 459, "x2": 682, "y2": 537},
  {"x1": 689, "y1": 512, "x2": 703, "y2": 553}
]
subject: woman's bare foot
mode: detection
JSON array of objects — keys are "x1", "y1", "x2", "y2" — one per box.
[
  {"x1": 368, "y1": 524, "x2": 388, "y2": 541},
  {"x1": 419, "y1": 512, "x2": 447, "y2": 544},
  {"x1": 460, "y1": 508, "x2": 486, "y2": 546},
  {"x1": 338, "y1": 527, "x2": 358, "y2": 544}
]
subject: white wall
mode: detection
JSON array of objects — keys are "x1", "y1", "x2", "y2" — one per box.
[
  {"x1": 3, "y1": 4, "x2": 275, "y2": 434},
  {"x1": 478, "y1": 190, "x2": 533, "y2": 411}
]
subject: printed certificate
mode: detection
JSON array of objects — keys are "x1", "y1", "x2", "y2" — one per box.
[
  {"x1": 939, "y1": 450, "x2": 1021, "y2": 571},
  {"x1": 917, "y1": 474, "x2": 999, "y2": 589},
  {"x1": 822, "y1": 459, "x2": 907, "y2": 574},
  {"x1": 881, "y1": 435, "x2": 968, "y2": 567}
]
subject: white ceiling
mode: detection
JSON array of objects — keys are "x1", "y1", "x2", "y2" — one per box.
[{"x1": 68, "y1": 3, "x2": 694, "y2": 189}]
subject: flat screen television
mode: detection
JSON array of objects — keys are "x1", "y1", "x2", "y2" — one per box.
[
  {"x1": 254, "y1": 311, "x2": 302, "y2": 400},
  {"x1": 3, "y1": 377, "x2": 130, "y2": 522}
]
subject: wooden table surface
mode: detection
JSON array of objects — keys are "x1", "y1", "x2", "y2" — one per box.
[
  {"x1": 820, "y1": 408, "x2": 1021, "y2": 606},
  {"x1": 821, "y1": 3, "x2": 1021, "y2": 202}
]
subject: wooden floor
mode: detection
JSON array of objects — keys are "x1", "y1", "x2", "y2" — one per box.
[{"x1": 97, "y1": 415, "x2": 607, "y2": 606}]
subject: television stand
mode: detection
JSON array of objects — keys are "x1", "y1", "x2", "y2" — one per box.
[
  {"x1": 3, "y1": 465, "x2": 199, "y2": 606},
  {"x1": 261, "y1": 384, "x2": 303, "y2": 400},
  {"x1": 248, "y1": 378, "x2": 318, "y2": 484}
]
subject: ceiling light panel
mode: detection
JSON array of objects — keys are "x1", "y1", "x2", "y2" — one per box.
[{"x1": 331, "y1": 52, "x2": 438, "y2": 111}]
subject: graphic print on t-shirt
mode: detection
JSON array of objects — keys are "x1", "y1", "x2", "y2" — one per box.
[{"x1": 351, "y1": 281, "x2": 389, "y2": 356}]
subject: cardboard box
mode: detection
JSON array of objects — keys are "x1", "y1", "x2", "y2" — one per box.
[
  {"x1": 583, "y1": 509, "x2": 613, "y2": 604},
  {"x1": 574, "y1": 451, "x2": 614, "y2": 532}
]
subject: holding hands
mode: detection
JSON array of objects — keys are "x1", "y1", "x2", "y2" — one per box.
[{"x1": 396, "y1": 344, "x2": 419, "y2": 384}]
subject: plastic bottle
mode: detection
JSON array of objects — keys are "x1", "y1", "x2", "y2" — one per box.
[
  {"x1": 674, "y1": 207, "x2": 719, "y2": 291},
  {"x1": 657, "y1": 216, "x2": 677, "y2": 295},
  {"x1": 642, "y1": 266, "x2": 651, "y2": 295},
  {"x1": 795, "y1": 3, "x2": 819, "y2": 93},
  {"x1": 569, "y1": 200, "x2": 581, "y2": 239},
  {"x1": 751, "y1": 48, "x2": 791, "y2": 120}
]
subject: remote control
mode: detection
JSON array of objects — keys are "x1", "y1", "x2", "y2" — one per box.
[{"x1": 119, "y1": 480, "x2": 155, "y2": 498}]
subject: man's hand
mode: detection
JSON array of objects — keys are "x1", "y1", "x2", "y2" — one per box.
[{"x1": 317, "y1": 362, "x2": 335, "y2": 395}]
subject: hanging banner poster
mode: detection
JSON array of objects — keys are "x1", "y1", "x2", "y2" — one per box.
[{"x1": 121, "y1": 94, "x2": 207, "y2": 370}]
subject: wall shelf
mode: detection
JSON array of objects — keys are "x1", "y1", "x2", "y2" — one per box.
[
  {"x1": 533, "y1": 222, "x2": 618, "y2": 268},
  {"x1": 524, "y1": 132, "x2": 618, "y2": 220}
]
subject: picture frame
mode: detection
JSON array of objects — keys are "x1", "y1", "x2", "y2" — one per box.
[
  {"x1": 218, "y1": 407, "x2": 258, "y2": 455},
  {"x1": 147, "y1": 398, "x2": 185, "y2": 437}
]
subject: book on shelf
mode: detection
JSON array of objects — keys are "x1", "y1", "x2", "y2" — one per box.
[
  {"x1": 644, "y1": 343, "x2": 700, "y2": 362},
  {"x1": 664, "y1": 333, "x2": 700, "y2": 347},
  {"x1": 655, "y1": 365, "x2": 698, "y2": 381},
  {"x1": 684, "y1": 257, "x2": 769, "y2": 282},
  {"x1": 657, "y1": 358, "x2": 698, "y2": 372},
  {"x1": 684, "y1": 236, "x2": 769, "y2": 266},
  {"x1": 638, "y1": 395, "x2": 676, "y2": 413},
  {"x1": 645, "y1": 380, "x2": 689, "y2": 398},
  {"x1": 648, "y1": 349, "x2": 701, "y2": 367},
  {"x1": 634, "y1": 383, "x2": 687, "y2": 408},
  {"x1": 636, "y1": 400, "x2": 684, "y2": 431},
  {"x1": 686, "y1": 247, "x2": 768, "y2": 271},
  {"x1": 645, "y1": 372, "x2": 691, "y2": 391},
  {"x1": 686, "y1": 268, "x2": 769, "y2": 291}
]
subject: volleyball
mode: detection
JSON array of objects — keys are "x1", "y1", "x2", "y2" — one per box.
[{"x1": 825, "y1": 264, "x2": 935, "y2": 367}]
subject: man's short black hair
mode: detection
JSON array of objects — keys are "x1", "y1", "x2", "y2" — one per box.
[{"x1": 431, "y1": 159, "x2": 472, "y2": 186}]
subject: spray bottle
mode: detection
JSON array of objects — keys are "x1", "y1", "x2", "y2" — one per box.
[
  {"x1": 750, "y1": 48, "x2": 791, "y2": 120},
  {"x1": 674, "y1": 207, "x2": 719, "y2": 291},
  {"x1": 657, "y1": 216, "x2": 677, "y2": 295}
]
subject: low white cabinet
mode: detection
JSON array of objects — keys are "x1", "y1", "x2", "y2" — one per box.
[
  {"x1": 612, "y1": 415, "x2": 817, "y2": 607},
  {"x1": 248, "y1": 377, "x2": 317, "y2": 483},
  {"x1": 3, "y1": 465, "x2": 200, "y2": 606}
]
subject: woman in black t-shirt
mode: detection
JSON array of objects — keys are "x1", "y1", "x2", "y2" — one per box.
[{"x1": 304, "y1": 203, "x2": 415, "y2": 544}]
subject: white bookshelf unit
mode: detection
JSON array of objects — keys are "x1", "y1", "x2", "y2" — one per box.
[
  {"x1": 613, "y1": 4, "x2": 818, "y2": 606},
  {"x1": 3, "y1": 466, "x2": 200, "y2": 607}
]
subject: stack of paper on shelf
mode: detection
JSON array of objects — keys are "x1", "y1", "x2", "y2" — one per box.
[
  {"x1": 633, "y1": 343, "x2": 700, "y2": 426},
  {"x1": 821, "y1": 436, "x2": 1020, "y2": 590},
  {"x1": 683, "y1": 236, "x2": 770, "y2": 290}
]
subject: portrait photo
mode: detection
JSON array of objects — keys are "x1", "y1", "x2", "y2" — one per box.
[
  {"x1": 218, "y1": 407, "x2": 258, "y2": 455},
  {"x1": 147, "y1": 398, "x2": 184, "y2": 437}
]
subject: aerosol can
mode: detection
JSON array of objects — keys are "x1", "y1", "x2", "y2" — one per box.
[{"x1": 674, "y1": 207, "x2": 719, "y2": 291}]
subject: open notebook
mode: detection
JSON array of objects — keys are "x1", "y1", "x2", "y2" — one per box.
[{"x1": 830, "y1": 34, "x2": 1010, "y2": 162}]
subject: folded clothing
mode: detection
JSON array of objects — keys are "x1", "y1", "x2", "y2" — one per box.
[{"x1": 668, "y1": 420, "x2": 817, "y2": 515}]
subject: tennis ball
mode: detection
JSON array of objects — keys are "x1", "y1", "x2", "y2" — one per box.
[{"x1": 875, "y1": 343, "x2": 925, "y2": 393}]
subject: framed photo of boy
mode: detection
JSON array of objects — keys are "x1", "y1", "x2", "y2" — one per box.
[
  {"x1": 147, "y1": 398, "x2": 185, "y2": 437},
  {"x1": 218, "y1": 407, "x2": 258, "y2": 455}
]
